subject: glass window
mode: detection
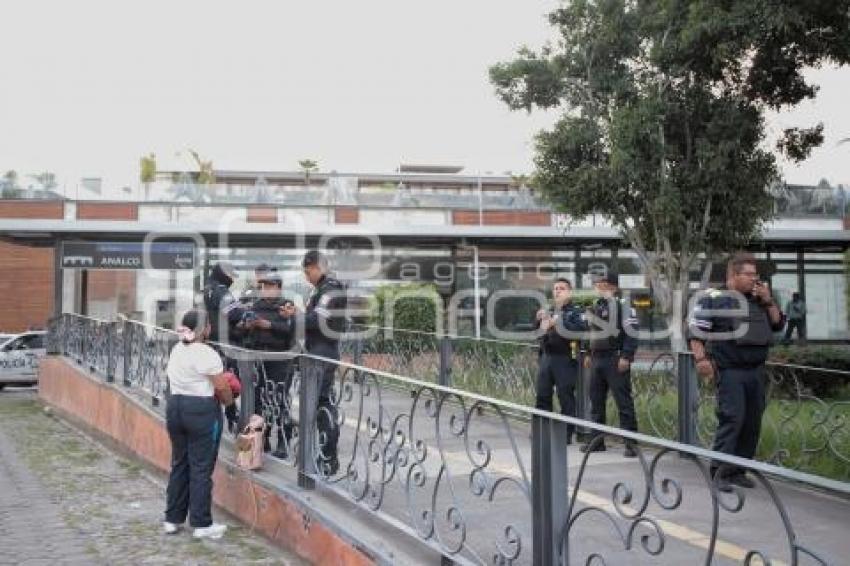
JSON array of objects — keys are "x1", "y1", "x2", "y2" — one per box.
[
  {"x1": 771, "y1": 273, "x2": 799, "y2": 313},
  {"x1": 804, "y1": 273, "x2": 849, "y2": 339},
  {"x1": 22, "y1": 334, "x2": 44, "y2": 349}
]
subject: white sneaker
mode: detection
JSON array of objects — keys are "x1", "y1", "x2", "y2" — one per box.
[
  {"x1": 192, "y1": 523, "x2": 227, "y2": 540},
  {"x1": 163, "y1": 521, "x2": 181, "y2": 535}
]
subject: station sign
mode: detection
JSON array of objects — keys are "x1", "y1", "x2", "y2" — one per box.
[{"x1": 61, "y1": 242, "x2": 195, "y2": 270}]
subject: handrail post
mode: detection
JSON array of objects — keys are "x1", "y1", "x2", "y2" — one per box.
[
  {"x1": 298, "y1": 356, "x2": 320, "y2": 490},
  {"x1": 439, "y1": 335, "x2": 453, "y2": 387},
  {"x1": 237, "y1": 356, "x2": 257, "y2": 431},
  {"x1": 78, "y1": 318, "x2": 86, "y2": 366},
  {"x1": 106, "y1": 321, "x2": 117, "y2": 383},
  {"x1": 677, "y1": 351, "x2": 698, "y2": 446},
  {"x1": 574, "y1": 349, "x2": 590, "y2": 441},
  {"x1": 122, "y1": 319, "x2": 132, "y2": 387},
  {"x1": 532, "y1": 414, "x2": 570, "y2": 565}
]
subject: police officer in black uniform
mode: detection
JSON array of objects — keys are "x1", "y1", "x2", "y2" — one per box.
[
  {"x1": 689, "y1": 252, "x2": 785, "y2": 491},
  {"x1": 240, "y1": 270, "x2": 296, "y2": 459},
  {"x1": 581, "y1": 271, "x2": 640, "y2": 457},
  {"x1": 299, "y1": 250, "x2": 347, "y2": 475},
  {"x1": 202, "y1": 261, "x2": 246, "y2": 430},
  {"x1": 203, "y1": 262, "x2": 246, "y2": 346},
  {"x1": 240, "y1": 263, "x2": 273, "y2": 307},
  {"x1": 535, "y1": 278, "x2": 586, "y2": 444}
]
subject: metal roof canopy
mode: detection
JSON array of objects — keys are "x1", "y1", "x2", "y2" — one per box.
[{"x1": 2, "y1": 219, "x2": 849, "y2": 249}]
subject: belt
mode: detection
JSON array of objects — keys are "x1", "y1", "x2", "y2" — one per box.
[{"x1": 590, "y1": 349, "x2": 620, "y2": 357}]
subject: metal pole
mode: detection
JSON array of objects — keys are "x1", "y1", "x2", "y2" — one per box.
[
  {"x1": 574, "y1": 349, "x2": 590, "y2": 441},
  {"x1": 106, "y1": 321, "x2": 116, "y2": 383},
  {"x1": 473, "y1": 245, "x2": 481, "y2": 339},
  {"x1": 439, "y1": 335, "x2": 453, "y2": 387},
  {"x1": 532, "y1": 415, "x2": 570, "y2": 565},
  {"x1": 80, "y1": 269, "x2": 89, "y2": 316},
  {"x1": 122, "y1": 319, "x2": 132, "y2": 387},
  {"x1": 298, "y1": 356, "x2": 319, "y2": 490},
  {"x1": 237, "y1": 357, "x2": 257, "y2": 430},
  {"x1": 677, "y1": 351, "x2": 698, "y2": 446},
  {"x1": 53, "y1": 239, "x2": 63, "y2": 319}
]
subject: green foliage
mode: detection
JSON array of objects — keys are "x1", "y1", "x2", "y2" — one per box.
[
  {"x1": 490, "y1": 0, "x2": 850, "y2": 326},
  {"x1": 188, "y1": 149, "x2": 215, "y2": 185},
  {"x1": 368, "y1": 283, "x2": 441, "y2": 356},
  {"x1": 371, "y1": 282, "x2": 439, "y2": 332},
  {"x1": 770, "y1": 345, "x2": 850, "y2": 397},
  {"x1": 30, "y1": 172, "x2": 57, "y2": 190},
  {"x1": 298, "y1": 159, "x2": 318, "y2": 186},
  {"x1": 139, "y1": 153, "x2": 156, "y2": 183}
]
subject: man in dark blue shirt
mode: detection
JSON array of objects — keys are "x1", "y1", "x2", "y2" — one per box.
[
  {"x1": 580, "y1": 272, "x2": 640, "y2": 457},
  {"x1": 689, "y1": 253, "x2": 785, "y2": 491},
  {"x1": 535, "y1": 278, "x2": 585, "y2": 443}
]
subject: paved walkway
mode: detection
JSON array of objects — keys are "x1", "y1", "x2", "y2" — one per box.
[
  {"x1": 0, "y1": 388, "x2": 305, "y2": 566},
  {"x1": 317, "y1": 380, "x2": 850, "y2": 565}
]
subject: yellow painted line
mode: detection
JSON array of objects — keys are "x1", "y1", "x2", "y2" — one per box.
[{"x1": 340, "y1": 415, "x2": 789, "y2": 565}]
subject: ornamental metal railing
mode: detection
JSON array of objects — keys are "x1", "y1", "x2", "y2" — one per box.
[
  {"x1": 46, "y1": 313, "x2": 850, "y2": 565},
  {"x1": 344, "y1": 324, "x2": 850, "y2": 482}
]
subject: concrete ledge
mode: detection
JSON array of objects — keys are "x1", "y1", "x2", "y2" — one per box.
[{"x1": 37, "y1": 357, "x2": 431, "y2": 565}]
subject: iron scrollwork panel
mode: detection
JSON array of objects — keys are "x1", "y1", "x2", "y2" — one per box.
[
  {"x1": 561, "y1": 433, "x2": 834, "y2": 565},
  {"x1": 309, "y1": 360, "x2": 534, "y2": 564}
]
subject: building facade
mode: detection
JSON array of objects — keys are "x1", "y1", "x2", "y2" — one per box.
[{"x1": 0, "y1": 168, "x2": 848, "y2": 341}]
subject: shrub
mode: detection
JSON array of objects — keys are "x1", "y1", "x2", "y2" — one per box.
[
  {"x1": 367, "y1": 282, "x2": 440, "y2": 356},
  {"x1": 768, "y1": 345, "x2": 850, "y2": 398}
]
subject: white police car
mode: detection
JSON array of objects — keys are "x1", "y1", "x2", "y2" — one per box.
[{"x1": 0, "y1": 331, "x2": 47, "y2": 390}]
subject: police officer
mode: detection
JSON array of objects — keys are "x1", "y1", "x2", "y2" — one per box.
[
  {"x1": 689, "y1": 252, "x2": 785, "y2": 491},
  {"x1": 202, "y1": 261, "x2": 246, "y2": 346},
  {"x1": 298, "y1": 250, "x2": 347, "y2": 475},
  {"x1": 535, "y1": 278, "x2": 585, "y2": 444},
  {"x1": 240, "y1": 263, "x2": 273, "y2": 307},
  {"x1": 581, "y1": 271, "x2": 640, "y2": 457},
  {"x1": 202, "y1": 261, "x2": 245, "y2": 431},
  {"x1": 240, "y1": 271, "x2": 296, "y2": 459}
]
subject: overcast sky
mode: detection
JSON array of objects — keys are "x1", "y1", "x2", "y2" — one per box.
[{"x1": 1, "y1": 0, "x2": 849, "y2": 195}]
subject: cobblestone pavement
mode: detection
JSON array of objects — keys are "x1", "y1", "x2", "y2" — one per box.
[{"x1": 0, "y1": 388, "x2": 306, "y2": 566}]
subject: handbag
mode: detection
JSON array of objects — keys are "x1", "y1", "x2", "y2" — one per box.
[
  {"x1": 215, "y1": 370, "x2": 241, "y2": 403},
  {"x1": 236, "y1": 414, "x2": 266, "y2": 471}
]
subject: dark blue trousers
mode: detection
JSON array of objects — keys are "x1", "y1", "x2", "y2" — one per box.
[
  {"x1": 588, "y1": 352, "x2": 638, "y2": 433},
  {"x1": 165, "y1": 395, "x2": 223, "y2": 528},
  {"x1": 535, "y1": 353, "x2": 578, "y2": 438},
  {"x1": 712, "y1": 366, "x2": 766, "y2": 475}
]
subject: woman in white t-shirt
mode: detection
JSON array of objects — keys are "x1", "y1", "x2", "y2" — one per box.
[{"x1": 163, "y1": 308, "x2": 235, "y2": 540}]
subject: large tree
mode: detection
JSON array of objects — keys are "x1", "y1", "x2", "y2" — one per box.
[{"x1": 490, "y1": 0, "x2": 850, "y2": 345}]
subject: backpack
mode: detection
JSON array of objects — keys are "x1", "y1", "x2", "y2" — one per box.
[{"x1": 235, "y1": 414, "x2": 265, "y2": 471}]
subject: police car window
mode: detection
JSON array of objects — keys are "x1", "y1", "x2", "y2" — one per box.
[
  {"x1": 24, "y1": 334, "x2": 44, "y2": 349},
  {"x1": 4, "y1": 338, "x2": 24, "y2": 351}
]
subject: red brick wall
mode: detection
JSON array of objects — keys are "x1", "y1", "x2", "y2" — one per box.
[
  {"x1": 452, "y1": 210, "x2": 551, "y2": 226},
  {"x1": 0, "y1": 201, "x2": 64, "y2": 219},
  {"x1": 0, "y1": 240, "x2": 54, "y2": 331},
  {"x1": 77, "y1": 203, "x2": 138, "y2": 221},
  {"x1": 334, "y1": 207, "x2": 359, "y2": 224},
  {"x1": 246, "y1": 207, "x2": 278, "y2": 223},
  {"x1": 86, "y1": 271, "x2": 137, "y2": 314}
]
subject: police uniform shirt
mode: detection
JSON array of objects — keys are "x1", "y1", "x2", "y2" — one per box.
[
  {"x1": 588, "y1": 297, "x2": 639, "y2": 361},
  {"x1": 203, "y1": 283, "x2": 245, "y2": 342},
  {"x1": 538, "y1": 303, "x2": 586, "y2": 357},
  {"x1": 689, "y1": 285, "x2": 786, "y2": 369},
  {"x1": 304, "y1": 275, "x2": 347, "y2": 354}
]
